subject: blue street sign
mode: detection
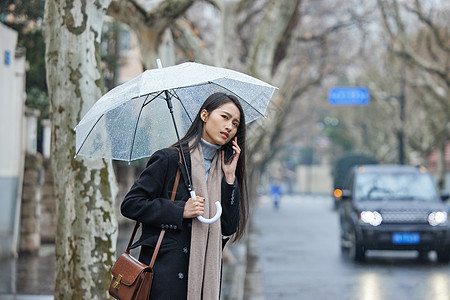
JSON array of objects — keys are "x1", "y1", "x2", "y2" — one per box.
[{"x1": 328, "y1": 87, "x2": 370, "y2": 106}]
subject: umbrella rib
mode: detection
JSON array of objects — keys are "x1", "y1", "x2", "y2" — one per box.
[
  {"x1": 209, "y1": 81, "x2": 266, "y2": 119},
  {"x1": 142, "y1": 91, "x2": 164, "y2": 107},
  {"x1": 128, "y1": 94, "x2": 150, "y2": 162},
  {"x1": 168, "y1": 81, "x2": 266, "y2": 120},
  {"x1": 170, "y1": 89, "x2": 194, "y2": 123},
  {"x1": 75, "y1": 115, "x2": 104, "y2": 157}
]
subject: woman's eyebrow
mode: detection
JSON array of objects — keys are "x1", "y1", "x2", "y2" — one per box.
[{"x1": 221, "y1": 111, "x2": 240, "y2": 123}]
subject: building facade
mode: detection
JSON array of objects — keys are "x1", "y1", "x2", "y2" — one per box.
[{"x1": 0, "y1": 22, "x2": 26, "y2": 257}]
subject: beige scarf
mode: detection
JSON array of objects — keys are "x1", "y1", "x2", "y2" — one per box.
[{"x1": 187, "y1": 141, "x2": 222, "y2": 300}]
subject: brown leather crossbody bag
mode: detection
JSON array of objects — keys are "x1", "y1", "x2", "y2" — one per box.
[{"x1": 109, "y1": 151, "x2": 182, "y2": 300}]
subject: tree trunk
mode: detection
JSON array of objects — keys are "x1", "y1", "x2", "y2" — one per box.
[
  {"x1": 43, "y1": 0, "x2": 117, "y2": 299},
  {"x1": 107, "y1": 0, "x2": 194, "y2": 69}
]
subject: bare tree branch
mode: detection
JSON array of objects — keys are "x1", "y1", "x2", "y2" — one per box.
[{"x1": 406, "y1": 0, "x2": 450, "y2": 52}]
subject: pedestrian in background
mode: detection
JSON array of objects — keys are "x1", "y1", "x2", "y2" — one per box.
[
  {"x1": 270, "y1": 179, "x2": 282, "y2": 209},
  {"x1": 121, "y1": 92, "x2": 249, "y2": 300}
]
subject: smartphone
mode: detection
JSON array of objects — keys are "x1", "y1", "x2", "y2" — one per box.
[{"x1": 223, "y1": 142, "x2": 235, "y2": 164}]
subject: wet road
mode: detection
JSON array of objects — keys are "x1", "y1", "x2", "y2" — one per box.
[
  {"x1": 252, "y1": 194, "x2": 450, "y2": 300},
  {"x1": 2, "y1": 194, "x2": 449, "y2": 299}
]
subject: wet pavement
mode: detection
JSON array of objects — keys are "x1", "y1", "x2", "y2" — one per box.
[
  {"x1": 0, "y1": 222, "x2": 136, "y2": 299},
  {"x1": 3, "y1": 193, "x2": 449, "y2": 300},
  {"x1": 0, "y1": 220, "x2": 256, "y2": 299},
  {"x1": 0, "y1": 245, "x2": 54, "y2": 299},
  {"x1": 251, "y1": 194, "x2": 450, "y2": 300}
]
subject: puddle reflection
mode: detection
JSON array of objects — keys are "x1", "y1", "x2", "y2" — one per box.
[
  {"x1": 0, "y1": 248, "x2": 55, "y2": 295},
  {"x1": 352, "y1": 253, "x2": 450, "y2": 300},
  {"x1": 426, "y1": 273, "x2": 450, "y2": 300},
  {"x1": 356, "y1": 273, "x2": 382, "y2": 300}
]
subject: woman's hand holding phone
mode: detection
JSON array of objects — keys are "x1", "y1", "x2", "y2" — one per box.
[{"x1": 222, "y1": 137, "x2": 240, "y2": 184}]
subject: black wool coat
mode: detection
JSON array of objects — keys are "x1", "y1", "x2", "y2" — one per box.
[{"x1": 121, "y1": 147, "x2": 240, "y2": 300}]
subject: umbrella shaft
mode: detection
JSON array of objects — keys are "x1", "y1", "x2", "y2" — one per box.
[
  {"x1": 165, "y1": 91, "x2": 173, "y2": 113},
  {"x1": 165, "y1": 90, "x2": 193, "y2": 192}
]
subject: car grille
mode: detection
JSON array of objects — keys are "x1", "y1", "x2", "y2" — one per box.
[{"x1": 380, "y1": 210, "x2": 429, "y2": 223}]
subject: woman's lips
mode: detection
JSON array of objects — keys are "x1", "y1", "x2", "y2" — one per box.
[{"x1": 221, "y1": 132, "x2": 229, "y2": 139}]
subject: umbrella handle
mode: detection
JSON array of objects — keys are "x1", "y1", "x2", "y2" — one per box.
[{"x1": 190, "y1": 191, "x2": 222, "y2": 224}]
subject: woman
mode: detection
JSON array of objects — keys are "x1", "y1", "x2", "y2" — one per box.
[{"x1": 121, "y1": 92, "x2": 248, "y2": 300}]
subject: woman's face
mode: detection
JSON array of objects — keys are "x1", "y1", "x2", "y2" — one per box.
[{"x1": 201, "y1": 102, "x2": 241, "y2": 146}]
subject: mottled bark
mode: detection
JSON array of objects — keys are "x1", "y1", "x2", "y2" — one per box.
[
  {"x1": 170, "y1": 17, "x2": 214, "y2": 64},
  {"x1": 107, "y1": 0, "x2": 194, "y2": 68},
  {"x1": 43, "y1": 0, "x2": 117, "y2": 299}
]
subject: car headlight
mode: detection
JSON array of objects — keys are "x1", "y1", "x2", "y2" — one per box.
[
  {"x1": 360, "y1": 211, "x2": 383, "y2": 226},
  {"x1": 428, "y1": 211, "x2": 448, "y2": 226}
]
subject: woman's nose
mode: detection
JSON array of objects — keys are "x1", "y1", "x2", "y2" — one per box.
[{"x1": 224, "y1": 121, "x2": 232, "y2": 130}]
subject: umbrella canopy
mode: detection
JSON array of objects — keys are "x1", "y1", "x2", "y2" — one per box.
[{"x1": 75, "y1": 62, "x2": 277, "y2": 162}]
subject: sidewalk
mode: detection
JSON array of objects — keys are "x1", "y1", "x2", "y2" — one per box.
[
  {"x1": 0, "y1": 244, "x2": 54, "y2": 299},
  {"x1": 0, "y1": 220, "x2": 265, "y2": 299}
]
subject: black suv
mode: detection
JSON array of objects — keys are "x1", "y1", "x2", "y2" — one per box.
[{"x1": 339, "y1": 164, "x2": 450, "y2": 262}]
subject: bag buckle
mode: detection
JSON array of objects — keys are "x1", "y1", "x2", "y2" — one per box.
[{"x1": 112, "y1": 274, "x2": 122, "y2": 289}]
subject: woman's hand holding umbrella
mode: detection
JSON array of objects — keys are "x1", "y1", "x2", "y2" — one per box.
[
  {"x1": 183, "y1": 195, "x2": 205, "y2": 218},
  {"x1": 186, "y1": 192, "x2": 222, "y2": 224}
]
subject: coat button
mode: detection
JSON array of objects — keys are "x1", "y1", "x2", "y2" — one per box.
[
  {"x1": 173, "y1": 225, "x2": 177, "y2": 229},
  {"x1": 169, "y1": 225, "x2": 173, "y2": 229},
  {"x1": 183, "y1": 247, "x2": 188, "y2": 254},
  {"x1": 161, "y1": 224, "x2": 165, "y2": 229},
  {"x1": 178, "y1": 273, "x2": 184, "y2": 279}
]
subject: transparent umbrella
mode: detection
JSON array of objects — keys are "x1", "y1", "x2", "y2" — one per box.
[
  {"x1": 75, "y1": 60, "x2": 277, "y2": 223},
  {"x1": 75, "y1": 61, "x2": 276, "y2": 162}
]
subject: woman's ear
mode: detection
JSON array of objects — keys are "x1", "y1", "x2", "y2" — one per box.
[{"x1": 200, "y1": 109, "x2": 208, "y2": 122}]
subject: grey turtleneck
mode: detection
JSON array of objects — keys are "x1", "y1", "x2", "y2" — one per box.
[{"x1": 200, "y1": 138, "x2": 221, "y2": 181}]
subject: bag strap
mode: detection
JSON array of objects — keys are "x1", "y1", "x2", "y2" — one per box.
[
  {"x1": 125, "y1": 222, "x2": 140, "y2": 254},
  {"x1": 125, "y1": 149, "x2": 183, "y2": 259}
]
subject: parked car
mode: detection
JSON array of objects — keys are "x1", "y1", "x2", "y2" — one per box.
[{"x1": 339, "y1": 164, "x2": 450, "y2": 262}]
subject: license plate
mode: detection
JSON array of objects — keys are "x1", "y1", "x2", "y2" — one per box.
[{"x1": 392, "y1": 232, "x2": 420, "y2": 245}]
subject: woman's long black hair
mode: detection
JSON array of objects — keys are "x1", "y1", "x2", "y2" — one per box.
[{"x1": 174, "y1": 92, "x2": 248, "y2": 241}]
